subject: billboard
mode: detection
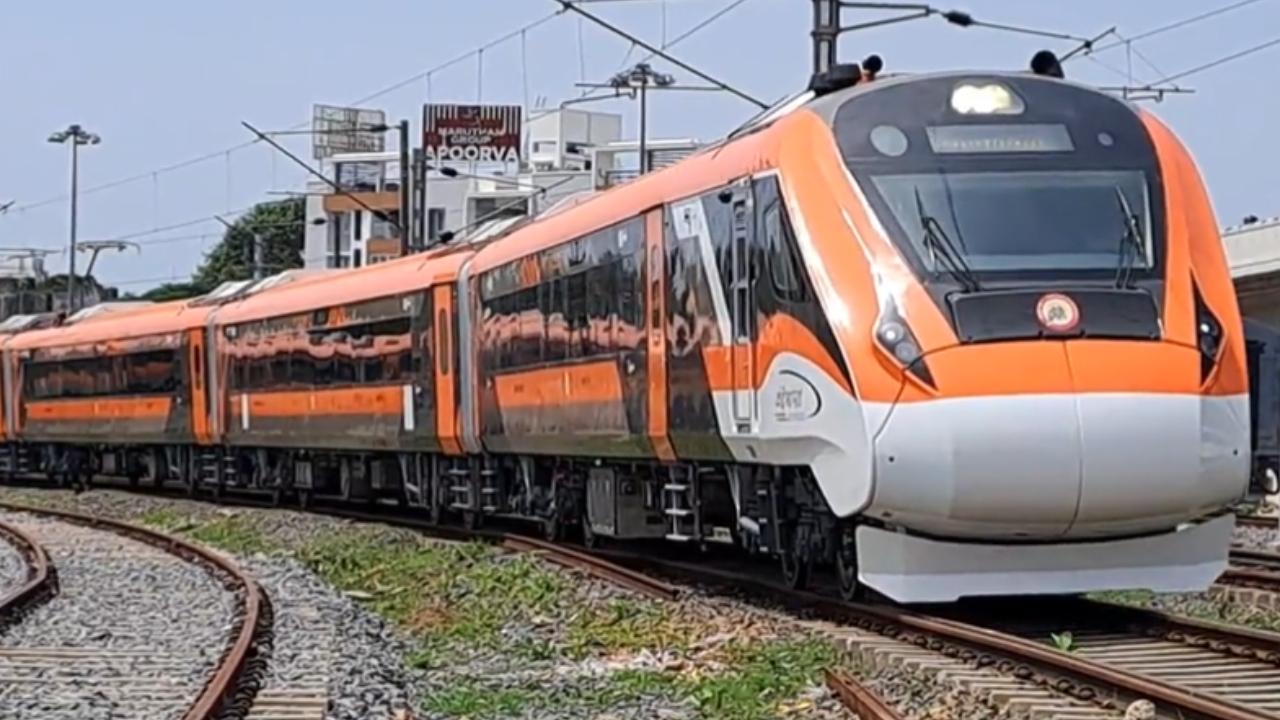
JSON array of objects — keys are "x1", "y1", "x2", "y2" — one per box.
[
  {"x1": 423, "y1": 104, "x2": 522, "y2": 164},
  {"x1": 312, "y1": 104, "x2": 387, "y2": 160}
]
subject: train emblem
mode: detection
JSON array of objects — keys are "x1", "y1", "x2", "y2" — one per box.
[{"x1": 1036, "y1": 293, "x2": 1080, "y2": 332}]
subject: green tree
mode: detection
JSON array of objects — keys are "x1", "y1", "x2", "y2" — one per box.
[
  {"x1": 140, "y1": 281, "x2": 209, "y2": 302},
  {"x1": 192, "y1": 197, "x2": 304, "y2": 289}
]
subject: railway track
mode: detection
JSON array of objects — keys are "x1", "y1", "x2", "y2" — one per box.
[
  {"x1": 1224, "y1": 547, "x2": 1280, "y2": 594},
  {"x1": 0, "y1": 515, "x2": 54, "y2": 628},
  {"x1": 1237, "y1": 514, "x2": 1280, "y2": 530},
  {"x1": 9, "y1": 482, "x2": 1280, "y2": 719},
  {"x1": 0, "y1": 502, "x2": 266, "y2": 720},
  {"x1": 825, "y1": 668, "x2": 905, "y2": 720},
  {"x1": 629, "y1": 553, "x2": 1280, "y2": 720}
]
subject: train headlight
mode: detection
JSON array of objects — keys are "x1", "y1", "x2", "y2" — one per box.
[
  {"x1": 1194, "y1": 284, "x2": 1223, "y2": 384},
  {"x1": 950, "y1": 82, "x2": 1024, "y2": 115},
  {"x1": 874, "y1": 297, "x2": 934, "y2": 387}
]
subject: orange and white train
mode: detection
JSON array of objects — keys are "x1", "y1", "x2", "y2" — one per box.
[{"x1": 0, "y1": 68, "x2": 1248, "y2": 602}]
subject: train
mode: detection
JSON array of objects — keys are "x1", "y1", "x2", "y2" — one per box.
[{"x1": 0, "y1": 59, "x2": 1249, "y2": 603}]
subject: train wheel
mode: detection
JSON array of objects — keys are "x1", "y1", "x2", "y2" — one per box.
[
  {"x1": 462, "y1": 510, "x2": 481, "y2": 531},
  {"x1": 542, "y1": 514, "x2": 561, "y2": 542},
  {"x1": 581, "y1": 519, "x2": 600, "y2": 549},
  {"x1": 836, "y1": 525, "x2": 862, "y2": 602},
  {"x1": 779, "y1": 524, "x2": 811, "y2": 591}
]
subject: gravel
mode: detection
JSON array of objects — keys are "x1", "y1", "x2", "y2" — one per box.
[
  {"x1": 861, "y1": 663, "x2": 1011, "y2": 720},
  {"x1": 1235, "y1": 521, "x2": 1280, "y2": 551},
  {"x1": 0, "y1": 524, "x2": 28, "y2": 594},
  {"x1": 239, "y1": 554, "x2": 420, "y2": 720},
  {"x1": 0, "y1": 488, "x2": 897, "y2": 719},
  {"x1": 0, "y1": 510, "x2": 238, "y2": 719}
]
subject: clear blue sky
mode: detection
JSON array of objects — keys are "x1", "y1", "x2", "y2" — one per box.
[{"x1": 1, "y1": 0, "x2": 1277, "y2": 291}]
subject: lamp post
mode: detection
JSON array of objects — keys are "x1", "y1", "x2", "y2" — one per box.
[
  {"x1": 48, "y1": 125, "x2": 100, "y2": 312},
  {"x1": 610, "y1": 64, "x2": 674, "y2": 175}
]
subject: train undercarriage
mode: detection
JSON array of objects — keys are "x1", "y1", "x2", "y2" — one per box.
[{"x1": 3, "y1": 442, "x2": 859, "y2": 597}]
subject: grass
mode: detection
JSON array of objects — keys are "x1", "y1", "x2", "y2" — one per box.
[
  {"x1": 565, "y1": 597, "x2": 692, "y2": 659},
  {"x1": 298, "y1": 526, "x2": 838, "y2": 719},
  {"x1": 424, "y1": 682, "x2": 544, "y2": 717},
  {"x1": 688, "y1": 638, "x2": 837, "y2": 720},
  {"x1": 187, "y1": 515, "x2": 273, "y2": 555},
  {"x1": 1090, "y1": 588, "x2": 1280, "y2": 634},
  {"x1": 138, "y1": 507, "x2": 190, "y2": 531},
  {"x1": 0, "y1": 488, "x2": 846, "y2": 719}
]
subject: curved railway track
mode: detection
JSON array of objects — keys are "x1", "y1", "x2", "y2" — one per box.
[
  {"x1": 0, "y1": 515, "x2": 54, "y2": 629},
  {"x1": 6, "y1": 483, "x2": 1280, "y2": 718},
  {"x1": 0, "y1": 502, "x2": 267, "y2": 720}
]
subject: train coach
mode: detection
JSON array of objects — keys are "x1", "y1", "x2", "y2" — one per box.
[{"x1": 0, "y1": 59, "x2": 1250, "y2": 603}]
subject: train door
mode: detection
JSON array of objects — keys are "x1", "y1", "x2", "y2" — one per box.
[
  {"x1": 433, "y1": 283, "x2": 462, "y2": 456},
  {"x1": 645, "y1": 207, "x2": 675, "y2": 460},
  {"x1": 728, "y1": 179, "x2": 757, "y2": 433},
  {"x1": 188, "y1": 328, "x2": 211, "y2": 444}
]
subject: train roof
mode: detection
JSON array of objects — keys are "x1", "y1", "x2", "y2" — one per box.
[
  {"x1": 212, "y1": 241, "x2": 474, "y2": 326},
  {"x1": 5, "y1": 298, "x2": 212, "y2": 352},
  {"x1": 466, "y1": 113, "x2": 784, "y2": 273}
]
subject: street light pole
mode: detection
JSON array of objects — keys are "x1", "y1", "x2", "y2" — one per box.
[
  {"x1": 603, "y1": 64, "x2": 674, "y2": 176},
  {"x1": 48, "y1": 124, "x2": 100, "y2": 313}
]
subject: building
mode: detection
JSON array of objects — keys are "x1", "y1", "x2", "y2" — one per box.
[
  {"x1": 303, "y1": 107, "x2": 700, "y2": 270},
  {"x1": 1225, "y1": 216, "x2": 1280, "y2": 326}
]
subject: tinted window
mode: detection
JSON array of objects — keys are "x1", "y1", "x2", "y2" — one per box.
[
  {"x1": 764, "y1": 203, "x2": 806, "y2": 301},
  {"x1": 871, "y1": 170, "x2": 1151, "y2": 272}
]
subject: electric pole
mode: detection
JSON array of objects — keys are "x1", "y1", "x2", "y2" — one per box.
[{"x1": 48, "y1": 124, "x2": 101, "y2": 313}]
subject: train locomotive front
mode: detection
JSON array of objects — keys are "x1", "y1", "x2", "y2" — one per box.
[{"x1": 777, "y1": 72, "x2": 1248, "y2": 602}]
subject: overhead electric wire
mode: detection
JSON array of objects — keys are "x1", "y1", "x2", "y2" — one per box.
[
  {"x1": 554, "y1": 0, "x2": 767, "y2": 108},
  {"x1": 1072, "y1": 0, "x2": 1272, "y2": 60},
  {"x1": 575, "y1": 0, "x2": 755, "y2": 102},
  {"x1": 1147, "y1": 33, "x2": 1280, "y2": 86},
  {"x1": 4, "y1": 11, "x2": 566, "y2": 218}
]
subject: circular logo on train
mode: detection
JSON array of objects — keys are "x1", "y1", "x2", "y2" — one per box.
[{"x1": 1035, "y1": 293, "x2": 1080, "y2": 332}]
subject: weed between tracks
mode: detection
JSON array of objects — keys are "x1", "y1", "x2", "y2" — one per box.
[
  {"x1": 1091, "y1": 588, "x2": 1280, "y2": 633},
  {"x1": 1, "y1": 490, "x2": 840, "y2": 720},
  {"x1": 301, "y1": 529, "x2": 837, "y2": 719}
]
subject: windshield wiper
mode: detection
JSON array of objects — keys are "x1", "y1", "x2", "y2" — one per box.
[
  {"x1": 914, "y1": 188, "x2": 981, "y2": 293},
  {"x1": 1113, "y1": 186, "x2": 1145, "y2": 289}
]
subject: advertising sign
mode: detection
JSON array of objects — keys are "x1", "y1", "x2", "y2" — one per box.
[
  {"x1": 423, "y1": 104, "x2": 522, "y2": 164},
  {"x1": 312, "y1": 104, "x2": 387, "y2": 160}
]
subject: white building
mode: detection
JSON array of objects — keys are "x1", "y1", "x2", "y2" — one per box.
[{"x1": 303, "y1": 107, "x2": 700, "y2": 269}]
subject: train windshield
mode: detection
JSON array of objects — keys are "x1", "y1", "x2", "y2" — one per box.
[
  {"x1": 869, "y1": 169, "x2": 1152, "y2": 272},
  {"x1": 832, "y1": 73, "x2": 1166, "y2": 286}
]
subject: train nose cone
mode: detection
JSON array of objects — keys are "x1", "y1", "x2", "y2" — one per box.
[
  {"x1": 870, "y1": 362, "x2": 1082, "y2": 539},
  {"x1": 868, "y1": 342, "x2": 1249, "y2": 540},
  {"x1": 1061, "y1": 344, "x2": 1248, "y2": 537}
]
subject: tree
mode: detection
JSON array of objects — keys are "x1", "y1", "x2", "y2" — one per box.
[
  {"x1": 193, "y1": 197, "x2": 304, "y2": 289},
  {"x1": 140, "y1": 281, "x2": 209, "y2": 302}
]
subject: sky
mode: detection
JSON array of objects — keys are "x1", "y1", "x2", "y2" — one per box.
[{"x1": 0, "y1": 0, "x2": 1277, "y2": 292}]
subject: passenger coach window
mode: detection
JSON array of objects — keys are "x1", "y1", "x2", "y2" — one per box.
[
  {"x1": 24, "y1": 349, "x2": 179, "y2": 399},
  {"x1": 478, "y1": 217, "x2": 646, "y2": 373},
  {"x1": 764, "y1": 204, "x2": 806, "y2": 302}
]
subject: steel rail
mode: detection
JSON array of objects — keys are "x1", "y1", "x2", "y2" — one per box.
[
  {"x1": 1231, "y1": 546, "x2": 1280, "y2": 569},
  {"x1": 1236, "y1": 514, "x2": 1279, "y2": 529},
  {"x1": 0, "y1": 501, "x2": 265, "y2": 720},
  {"x1": 625, "y1": 555, "x2": 1280, "y2": 720},
  {"x1": 824, "y1": 668, "x2": 906, "y2": 720},
  {"x1": 502, "y1": 535, "x2": 680, "y2": 601},
  {"x1": 7, "y1": 480, "x2": 1280, "y2": 718},
  {"x1": 0, "y1": 517, "x2": 54, "y2": 623}
]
